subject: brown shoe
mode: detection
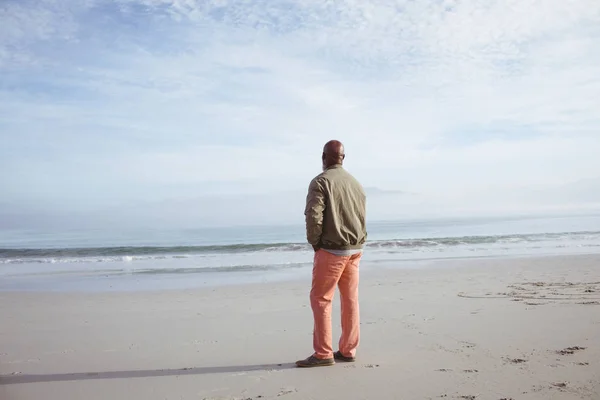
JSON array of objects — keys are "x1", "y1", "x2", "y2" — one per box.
[
  {"x1": 295, "y1": 355, "x2": 335, "y2": 368},
  {"x1": 333, "y1": 351, "x2": 356, "y2": 362}
]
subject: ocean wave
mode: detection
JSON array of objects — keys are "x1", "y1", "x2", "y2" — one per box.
[
  {"x1": 0, "y1": 243, "x2": 306, "y2": 259},
  {"x1": 3, "y1": 262, "x2": 312, "y2": 278},
  {"x1": 0, "y1": 254, "x2": 186, "y2": 265},
  {"x1": 1, "y1": 230, "x2": 599, "y2": 264}
]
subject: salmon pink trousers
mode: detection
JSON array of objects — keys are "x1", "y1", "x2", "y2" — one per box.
[{"x1": 310, "y1": 249, "x2": 362, "y2": 360}]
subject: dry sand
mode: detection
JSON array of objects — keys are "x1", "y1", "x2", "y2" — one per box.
[{"x1": 1, "y1": 255, "x2": 599, "y2": 400}]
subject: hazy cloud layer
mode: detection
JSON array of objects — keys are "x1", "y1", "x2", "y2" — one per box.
[{"x1": 1, "y1": 0, "x2": 600, "y2": 227}]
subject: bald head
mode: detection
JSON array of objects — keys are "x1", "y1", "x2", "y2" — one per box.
[{"x1": 322, "y1": 140, "x2": 345, "y2": 170}]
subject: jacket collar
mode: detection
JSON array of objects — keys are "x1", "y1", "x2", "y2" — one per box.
[{"x1": 325, "y1": 164, "x2": 343, "y2": 170}]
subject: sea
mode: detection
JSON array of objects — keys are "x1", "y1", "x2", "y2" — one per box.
[{"x1": 1, "y1": 214, "x2": 599, "y2": 292}]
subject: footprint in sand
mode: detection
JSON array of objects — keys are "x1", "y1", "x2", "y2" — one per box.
[
  {"x1": 552, "y1": 382, "x2": 568, "y2": 390},
  {"x1": 556, "y1": 346, "x2": 586, "y2": 356},
  {"x1": 505, "y1": 358, "x2": 528, "y2": 364},
  {"x1": 277, "y1": 388, "x2": 298, "y2": 397},
  {"x1": 436, "y1": 368, "x2": 478, "y2": 373},
  {"x1": 204, "y1": 397, "x2": 259, "y2": 400}
]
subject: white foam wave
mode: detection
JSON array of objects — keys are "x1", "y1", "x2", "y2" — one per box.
[{"x1": 2, "y1": 231, "x2": 600, "y2": 267}]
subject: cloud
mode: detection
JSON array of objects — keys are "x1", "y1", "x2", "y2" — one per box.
[{"x1": 1, "y1": 0, "x2": 600, "y2": 227}]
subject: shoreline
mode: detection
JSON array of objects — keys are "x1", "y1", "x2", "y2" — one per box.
[{"x1": 2, "y1": 252, "x2": 600, "y2": 294}]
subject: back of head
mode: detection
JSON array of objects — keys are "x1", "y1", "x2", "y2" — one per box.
[{"x1": 322, "y1": 140, "x2": 345, "y2": 170}]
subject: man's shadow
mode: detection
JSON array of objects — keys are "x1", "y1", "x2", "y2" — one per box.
[{"x1": 0, "y1": 363, "x2": 295, "y2": 385}]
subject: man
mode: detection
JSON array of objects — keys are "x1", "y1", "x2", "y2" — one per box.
[{"x1": 296, "y1": 140, "x2": 367, "y2": 368}]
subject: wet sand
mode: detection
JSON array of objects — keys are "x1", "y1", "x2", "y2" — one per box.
[{"x1": 1, "y1": 254, "x2": 599, "y2": 400}]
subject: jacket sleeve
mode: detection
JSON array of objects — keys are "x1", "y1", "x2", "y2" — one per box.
[{"x1": 304, "y1": 177, "x2": 326, "y2": 246}]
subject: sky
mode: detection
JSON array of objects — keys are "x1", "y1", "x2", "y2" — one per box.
[{"x1": 1, "y1": 0, "x2": 600, "y2": 229}]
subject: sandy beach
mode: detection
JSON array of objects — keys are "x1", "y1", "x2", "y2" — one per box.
[{"x1": 1, "y1": 254, "x2": 599, "y2": 400}]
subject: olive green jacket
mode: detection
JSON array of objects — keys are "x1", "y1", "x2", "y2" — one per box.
[{"x1": 304, "y1": 164, "x2": 367, "y2": 250}]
